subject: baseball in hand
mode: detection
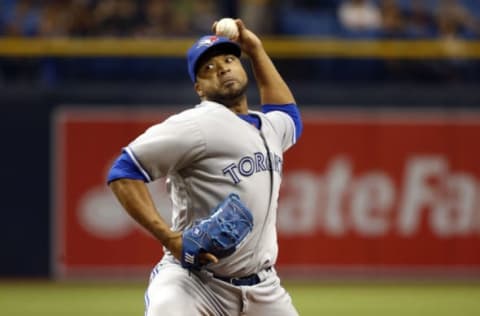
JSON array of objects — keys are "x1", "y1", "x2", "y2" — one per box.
[{"x1": 215, "y1": 18, "x2": 239, "y2": 39}]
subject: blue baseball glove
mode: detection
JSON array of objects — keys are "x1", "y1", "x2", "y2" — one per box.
[{"x1": 181, "y1": 193, "x2": 253, "y2": 270}]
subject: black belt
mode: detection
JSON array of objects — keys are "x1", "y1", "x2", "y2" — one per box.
[{"x1": 213, "y1": 267, "x2": 272, "y2": 286}]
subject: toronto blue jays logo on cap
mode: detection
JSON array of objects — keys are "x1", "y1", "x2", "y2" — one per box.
[{"x1": 196, "y1": 36, "x2": 220, "y2": 48}]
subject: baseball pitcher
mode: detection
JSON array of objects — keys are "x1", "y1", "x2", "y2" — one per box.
[{"x1": 108, "y1": 19, "x2": 303, "y2": 315}]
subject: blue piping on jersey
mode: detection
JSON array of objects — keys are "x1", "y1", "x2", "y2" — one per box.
[
  {"x1": 107, "y1": 149, "x2": 149, "y2": 184},
  {"x1": 262, "y1": 103, "x2": 303, "y2": 143}
]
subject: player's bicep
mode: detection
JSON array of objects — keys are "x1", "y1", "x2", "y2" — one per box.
[
  {"x1": 128, "y1": 118, "x2": 205, "y2": 180},
  {"x1": 262, "y1": 103, "x2": 303, "y2": 151}
]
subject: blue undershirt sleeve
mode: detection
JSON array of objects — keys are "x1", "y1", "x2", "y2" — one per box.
[
  {"x1": 107, "y1": 150, "x2": 148, "y2": 184},
  {"x1": 261, "y1": 103, "x2": 303, "y2": 142}
]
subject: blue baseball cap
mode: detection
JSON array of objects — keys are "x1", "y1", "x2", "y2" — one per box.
[{"x1": 187, "y1": 35, "x2": 241, "y2": 82}]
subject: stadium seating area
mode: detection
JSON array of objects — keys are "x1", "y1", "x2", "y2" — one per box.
[
  {"x1": 0, "y1": 0, "x2": 478, "y2": 38},
  {"x1": 279, "y1": 0, "x2": 480, "y2": 39},
  {"x1": 0, "y1": 0, "x2": 221, "y2": 37},
  {"x1": 0, "y1": 0, "x2": 479, "y2": 85}
]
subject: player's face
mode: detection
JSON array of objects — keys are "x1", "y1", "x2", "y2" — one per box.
[{"x1": 195, "y1": 54, "x2": 248, "y2": 105}]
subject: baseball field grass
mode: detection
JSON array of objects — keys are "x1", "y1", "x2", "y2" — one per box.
[{"x1": 1, "y1": 280, "x2": 479, "y2": 315}]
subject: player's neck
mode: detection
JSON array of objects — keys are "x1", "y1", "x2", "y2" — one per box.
[
  {"x1": 228, "y1": 102, "x2": 249, "y2": 115},
  {"x1": 207, "y1": 95, "x2": 248, "y2": 114},
  {"x1": 225, "y1": 94, "x2": 248, "y2": 114}
]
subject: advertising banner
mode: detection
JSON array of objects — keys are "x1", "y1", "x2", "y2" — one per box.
[{"x1": 53, "y1": 108, "x2": 480, "y2": 278}]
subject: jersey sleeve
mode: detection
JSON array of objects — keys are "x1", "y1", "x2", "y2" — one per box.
[
  {"x1": 107, "y1": 150, "x2": 149, "y2": 184},
  {"x1": 126, "y1": 115, "x2": 206, "y2": 181},
  {"x1": 262, "y1": 103, "x2": 303, "y2": 152}
]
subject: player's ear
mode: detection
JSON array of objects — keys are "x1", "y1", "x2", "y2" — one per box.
[{"x1": 195, "y1": 83, "x2": 205, "y2": 98}]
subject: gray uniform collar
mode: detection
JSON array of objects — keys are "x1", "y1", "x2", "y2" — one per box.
[{"x1": 195, "y1": 100, "x2": 259, "y2": 116}]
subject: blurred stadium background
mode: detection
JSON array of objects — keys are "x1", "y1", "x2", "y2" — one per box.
[{"x1": 1, "y1": 0, "x2": 480, "y2": 315}]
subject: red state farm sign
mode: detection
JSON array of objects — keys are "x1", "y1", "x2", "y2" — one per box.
[
  {"x1": 53, "y1": 108, "x2": 480, "y2": 278},
  {"x1": 278, "y1": 111, "x2": 480, "y2": 271}
]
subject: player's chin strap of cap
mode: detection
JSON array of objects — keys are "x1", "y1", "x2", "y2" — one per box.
[{"x1": 213, "y1": 267, "x2": 272, "y2": 286}]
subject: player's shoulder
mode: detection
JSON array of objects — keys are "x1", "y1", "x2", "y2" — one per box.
[
  {"x1": 157, "y1": 105, "x2": 205, "y2": 128},
  {"x1": 141, "y1": 105, "x2": 204, "y2": 135},
  {"x1": 149, "y1": 101, "x2": 229, "y2": 136},
  {"x1": 169, "y1": 101, "x2": 228, "y2": 121}
]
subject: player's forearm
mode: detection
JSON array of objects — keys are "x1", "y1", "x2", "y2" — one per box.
[
  {"x1": 248, "y1": 47, "x2": 296, "y2": 105},
  {"x1": 109, "y1": 178, "x2": 175, "y2": 244}
]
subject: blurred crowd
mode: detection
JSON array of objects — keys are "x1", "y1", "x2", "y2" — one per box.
[
  {"x1": 1, "y1": 0, "x2": 479, "y2": 85},
  {"x1": 280, "y1": 0, "x2": 480, "y2": 39},
  {"x1": 342, "y1": 0, "x2": 480, "y2": 39},
  {"x1": 0, "y1": 0, "x2": 222, "y2": 37},
  {"x1": 0, "y1": 0, "x2": 479, "y2": 38}
]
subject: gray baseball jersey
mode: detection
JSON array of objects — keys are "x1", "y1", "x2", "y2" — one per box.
[{"x1": 126, "y1": 100, "x2": 297, "y2": 277}]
